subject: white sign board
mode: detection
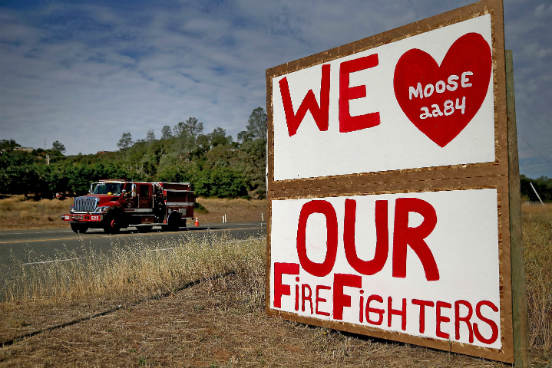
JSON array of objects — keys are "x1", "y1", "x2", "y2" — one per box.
[
  {"x1": 272, "y1": 15, "x2": 493, "y2": 180},
  {"x1": 270, "y1": 189, "x2": 500, "y2": 348},
  {"x1": 266, "y1": 0, "x2": 518, "y2": 363}
]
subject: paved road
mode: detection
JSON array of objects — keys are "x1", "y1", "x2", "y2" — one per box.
[{"x1": 0, "y1": 222, "x2": 267, "y2": 269}]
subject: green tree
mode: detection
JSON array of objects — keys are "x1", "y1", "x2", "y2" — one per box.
[
  {"x1": 161, "y1": 125, "x2": 172, "y2": 140},
  {"x1": 238, "y1": 107, "x2": 267, "y2": 142},
  {"x1": 117, "y1": 132, "x2": 133, "y2": 150},
  {"x1": 0, "y1": 139, "x2": 20, "y2": 151},
  {"x1": 173, "y1": 117, "x2": 203, "y2": 139},
  {"x1": 52, "y1": 140, "x2": 66, "y2": 153},
  {"x1": 209, "y1": 127, "x2": 231, "y2": 147},
  {"x1": 146, "y1": 129, "x2": 156, "y2": 142},
  {"x1": 140, "y1": 153, "x2": 158, "y2": 178},
  {"x1": 202, "y1": 166, "x2": 248, "y2": 198},
  {"x1": 236, "y1": 107, "x2": 267, "y2": 198}
]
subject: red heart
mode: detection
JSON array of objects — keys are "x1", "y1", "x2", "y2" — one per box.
[{"x1": 393, "y1": 33, "x2": 492, "y2": 147}]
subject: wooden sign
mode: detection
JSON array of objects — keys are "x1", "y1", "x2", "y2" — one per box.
[{"x1": 266, "y1": 0, "x2": 526, "y2": 363}]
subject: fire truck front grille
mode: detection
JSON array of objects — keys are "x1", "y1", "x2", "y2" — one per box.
[{"x1": 73, "y1": 196, "x2": 98, "y2": 213}]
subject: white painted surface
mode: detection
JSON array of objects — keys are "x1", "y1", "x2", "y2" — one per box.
[
  {"x1": 269, "y1": 188, "x2": 501, "y2": 349},
  {"x1": 272, "y1": 15, "x2": 494, "y2": 180}
]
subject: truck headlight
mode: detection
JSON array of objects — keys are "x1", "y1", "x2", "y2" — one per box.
[{"x1": 93, "y1": 206, "x2": 109, "y2": 214}]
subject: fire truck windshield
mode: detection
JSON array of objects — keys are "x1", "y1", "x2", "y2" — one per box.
[{"x1": 91, "y1": 182, "x2": 123, "y2": 195}]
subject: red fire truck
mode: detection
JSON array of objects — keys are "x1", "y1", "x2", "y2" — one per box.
[{"x1": 62, "y1": 180, "x2": 194, "y2": 233}]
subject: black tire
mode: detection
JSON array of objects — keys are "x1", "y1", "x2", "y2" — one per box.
[
  {"x1": 163, "y1": 212, "x2": 181, "y2": 231},
  {"x1": 103, "y1": 215, "x2": 121, "y2": 234},
  {"x1": 70, "y1": 223, "x2": 88, "y2": 233}
]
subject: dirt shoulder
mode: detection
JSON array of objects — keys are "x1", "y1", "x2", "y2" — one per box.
[{"x1": 2, "y1": 275, "x2": 546, "y2": 368}]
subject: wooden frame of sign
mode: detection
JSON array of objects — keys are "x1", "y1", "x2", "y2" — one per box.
[{"x1": 265, "y1": 0, "x2": 526, "y2": 364}]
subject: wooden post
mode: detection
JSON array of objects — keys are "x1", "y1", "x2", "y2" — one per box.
[{"x1": 505, "y1": 49, "x2": 529, "y2": 367}]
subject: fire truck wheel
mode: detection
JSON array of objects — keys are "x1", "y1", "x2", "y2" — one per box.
[
  {"x1": 103, "y1": 216, "x2": 121, "y2": 234},
  {"x1": 164, "y1": 212, "x2": 181, "y2": 231},
  {"x1": 70, "y1": 223, "x2": 88, "y2": 233}
]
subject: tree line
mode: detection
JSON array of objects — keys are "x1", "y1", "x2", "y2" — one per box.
[{"x1": 0, "y1": 107, "x2": 267, "y2": 199}]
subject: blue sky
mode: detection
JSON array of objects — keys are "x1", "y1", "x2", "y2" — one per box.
[{"x1": 0, "y1": 0, "x2": 550, "y2": 178}]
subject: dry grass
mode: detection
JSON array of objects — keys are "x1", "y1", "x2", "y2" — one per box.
[
  {"x1": 521, "y1": 202, "x2": 552, "y2": 354},
  {"x1": 195, "y1": 197, "x2": 267, "y2": 224},
  {"x1": 0, "y1": 203, "x2": 550, "y2": 366},
  {"x1": 0, "y1": 274, "x2": 513, "y2": 368},
  {"x1": 0, "y1": 234, "x2": 264, "y2": 344},
  {"x1": 0, "y1": 195, "x2": 267, "y2": 230},
  {"x1": 2, "y1": 234, "x2": 263, "y2": 305},
  {"x1": 0, "y1": 195, "x2": 72, "y2": 230}
]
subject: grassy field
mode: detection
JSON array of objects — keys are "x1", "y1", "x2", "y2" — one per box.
[
  {"x1": 0, "y1": 195, "x2": 267, "y2": 230},
  {"x1": 0, "y1": 203, "x2": 550, "y2": 366},
  {"x1": 0, "y1": 195, "x2": 70, "y2": 229},
  {"x1": 521, "y1": 203, "x2": 552, "y2": 354},
  {"x1": 193, "y1": 197, "x2": 267, "y2": 224}
]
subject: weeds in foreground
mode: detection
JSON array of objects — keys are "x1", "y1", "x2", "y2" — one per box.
[
  {"x1": 2, "y1": 234, "x2": 265, "y2": 306},
  {"x1": 522, "y1": 203, "x2": 552, "y2": 353}
]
